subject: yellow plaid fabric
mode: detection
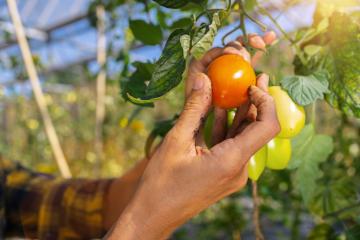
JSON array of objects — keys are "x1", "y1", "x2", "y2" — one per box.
[{"x1": 0, "y1": 158, "x2": 113, "y2": 239}]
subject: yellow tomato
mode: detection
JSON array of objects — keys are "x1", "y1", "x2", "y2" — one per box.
[
  {"x1": 266, "y1": 137, "x2": 292, "y2": 170},
  {"x1": 248, "y1": 146, "x2": 267, "y2": 181},
  {"x1": 268, "y1": 86, "x2": 305, "y2": 138}
]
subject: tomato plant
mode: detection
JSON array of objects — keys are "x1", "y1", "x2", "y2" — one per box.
[
  {"x1": 208, "y1": 54, "x2": 256, "y2": 109},
  {"x1": 1, "y1": 0, "x2": 359, "y2": 239}
]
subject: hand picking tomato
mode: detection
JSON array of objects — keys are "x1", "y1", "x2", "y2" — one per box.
[
  {"x1": 268, "y1": 86, "x2": 305, "y2": 138},
  {"x1": 248, "y1": 146, "x2": 267, "y2": 181},
  {"x1": 208, "y1": 54, "x2": 256, "y2": 109},
  {"x1": 266, "y1": 137, "x2": 292, "y2": 170}
]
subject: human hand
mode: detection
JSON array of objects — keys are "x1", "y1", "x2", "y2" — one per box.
[
  {"x1": 107, "y1": 60, "x2": 280, "y2": 240},
  {"x1": 185, "y1": 31, "x2": 277, "y2": 146}
]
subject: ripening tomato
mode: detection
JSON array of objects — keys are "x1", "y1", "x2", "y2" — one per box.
[
  {"x1": 248, "y1": 146, "x2": 267, "y2": 181},
  {"x1": 208, "y1": 54, "x2": 256, "y2": 109},
  {"x1": 268, "y1": 86, "x2": 305, "y2": 138},
  {"x1": 266, "y1": 137, "x2": 292, "y2": 170}
]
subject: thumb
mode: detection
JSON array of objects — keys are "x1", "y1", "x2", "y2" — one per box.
[{"x1": 173, "y1": 73, "x2": 212, "y2": 142}]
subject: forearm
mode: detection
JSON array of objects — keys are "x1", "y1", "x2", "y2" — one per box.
[
  {"x1": 103, "y1": 157, "x2": 150, "y2": 229},
  {"x1": 104, "y1": 189, "x2": 180, "y2": 240}
]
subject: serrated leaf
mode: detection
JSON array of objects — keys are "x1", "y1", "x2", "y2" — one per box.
[
  {"x1": 129, "y1": 19, "x2": 163, "y2": 45},
  {"x1": 144, "y1": 29, "x2": 188, "y2": 99},
  {"x1": 288, "y1": 124, "x2": 333, "y2": 205},
  {"x1": 281, "y1": 72, "x2": 330, "y2": 106},
  {"x1": 180, "y1": 34, "x2": 191, "y2": 59},
  {"x1": 190, "y1": 13, "x2": 220, "y2": 59}
]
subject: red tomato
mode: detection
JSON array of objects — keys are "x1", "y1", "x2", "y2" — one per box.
[{"x1": 207, "y1": 54, "x2": 256, "y2": 109}]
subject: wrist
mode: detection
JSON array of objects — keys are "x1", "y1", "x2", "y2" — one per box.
[{"x1": 105, "y1": 187, "x2": 179, "y2": 240}]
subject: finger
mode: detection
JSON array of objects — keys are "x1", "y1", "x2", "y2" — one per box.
[
  {"x1": 171, "y1": 73, "x2": 212, "y2": 143},
  {"x1": 237, "y1": 34, "x2": 265, "y2": 49},
  {"x1": 256, "y1": 73, "x2": 269, "y2": 92},
  {"x1": 211, "y1": 107, "x2": 227, "y2": 145},
  {"x1": 224, "y1": 42, "x2": 251, "y2": 63},
  {"x1": 263, "y1": 31, "x2": 277, "y2": 45}
]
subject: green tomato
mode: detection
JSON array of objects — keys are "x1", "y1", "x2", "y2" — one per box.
[
  {"x1": 248, "y1": 146, "x2": 267, "y2": 181},
  {"x1": 268, "y1": 86, "x2": 305, "y2": 138},
  {"x1": 266, "y1": 137, "x2": 292, "y2": 170},
  {"x1": 227, "y1": 109, "x2": 236, "y2": 126},
  {"x1": 204, "y1": 110, "x2": 214, "y2": 148}
]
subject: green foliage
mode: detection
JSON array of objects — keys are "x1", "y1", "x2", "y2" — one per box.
[
  {"x1": 120, "y1": 61, "x2": 155, "y2": 107},
  {"x1": 307, "y1": 223, "x2": 335, "y2": 240},
  {"x1": 325, "y1": 12, "x2": 360, "y2": 118},
  {"x1": 281, "y1": 71, "x2": 330, "y2": 106},
  {"x1": 189, "y1": 13, "x2": 220, "y2": 59},
  {"x1": 288, "y1": 124, "x2": 333, "y2": 205},
  {"x1": 129, "y1": 19, "x2": 163, "y2": 45},
  {"x1": 145, "y1": 29, "x2": 188, "y2": 99},
  {"x1": 294, "y1": 12, "x2": 360, "y2": 117}
]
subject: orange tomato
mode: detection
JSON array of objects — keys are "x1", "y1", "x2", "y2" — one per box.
[{"x1": 207, "y1": 54, "x2": 256, "y2": 109}]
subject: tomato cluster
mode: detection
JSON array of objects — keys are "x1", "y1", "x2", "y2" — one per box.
[
  {"x1": 248, "y1": 86, "x2": 305, "y2": 181},
  {"x1": 207, "y1": 54, "x2": 305, "y2": 181}
]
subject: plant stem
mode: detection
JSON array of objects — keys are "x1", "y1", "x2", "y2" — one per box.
[
  {"x1": 252, "y1": 181, "x2": 265, "y2": 240},
  {"x1": 258, "y1": 6, "x2": 307, "y2": 64},
  {"x1": 238, "y1": 0, "x2": 248, "y2": 44},
  {"x1": 221, "y1": 25, "x2": 241, "y2": 46}
]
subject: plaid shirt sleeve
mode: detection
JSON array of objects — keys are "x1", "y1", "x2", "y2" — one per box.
[{"x1": 0, "y1": 158, "x2": 113, "y2": 239}]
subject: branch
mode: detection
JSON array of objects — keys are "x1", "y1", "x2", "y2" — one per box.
[
  {"x1": 252, "y1": 181, "x2": 265, "y2": 240},
  {"x1": 94, "y1": 4, "x2": 107, "y2": 177},
  {"x1": 7, "y1": 0, "x2": 71, "y2": 178}
]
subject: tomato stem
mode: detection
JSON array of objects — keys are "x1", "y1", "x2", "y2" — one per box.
[{"x1": 252, "y1": 181, "x2": 265, "y2": 240}]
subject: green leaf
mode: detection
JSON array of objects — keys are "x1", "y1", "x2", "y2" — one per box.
[
  {"x1": 120, "y1": 61, "x2": 155, "y2": 107},
  {"x1": 288, "y1": 124, "x2": 333, "y2": 205},
  {"x1": 190, "y1": 12, "x2": 220, "y2": 59},
  {"x1": 180, "y1": 34, "x2": 191, "y2": 59},
  {"x1": 129, "y1": 19, "x2": 163, "y2": 45},
  {"x1": 287, "y1": 125, "x2": 314, "y2": 169},
  {"x1": 153, "y1": 0, "x2": 206, "y2": 9},
  {"x1": 281, "y1": 72, "x2": 330, "y2": 106},
  {"x1": 144, "y1": 29, "x2": 188, "y2": 99},
  {"x1": 170, "y1": 17, "x2": 193, "y2": 29}
]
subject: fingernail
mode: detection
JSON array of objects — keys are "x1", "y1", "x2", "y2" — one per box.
[{"x1": 193, "y1": 75, "x2": 204, "y2": 90}]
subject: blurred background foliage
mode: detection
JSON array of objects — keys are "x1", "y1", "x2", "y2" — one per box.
[{"x1": 0, "y1": 0, "x2": 359, "y2": 239}]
